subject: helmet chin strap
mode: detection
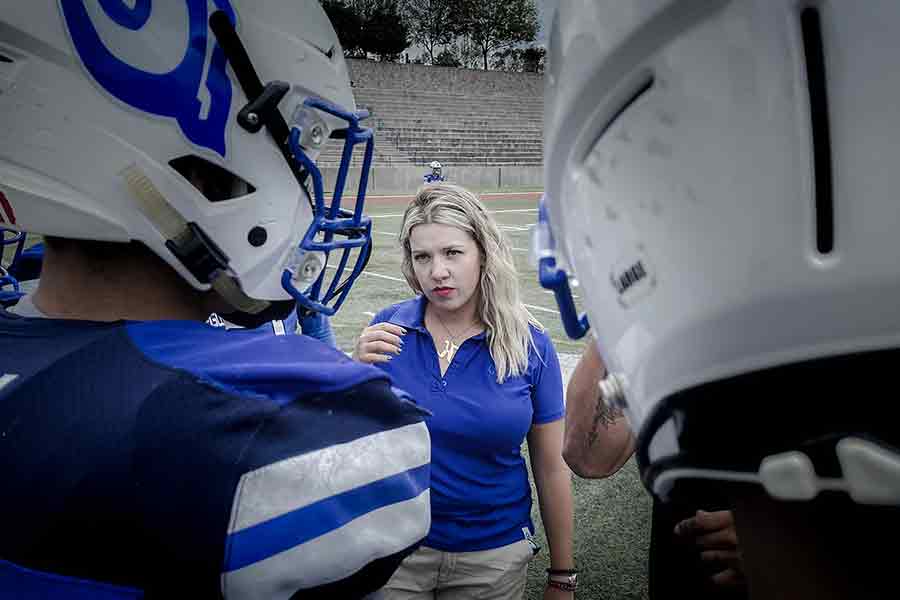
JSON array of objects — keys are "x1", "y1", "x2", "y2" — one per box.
[
  {"x1": 651, "y1": 437, "x2": 900, "y2": 507},
  {"x1": 121, "y1": 164, "x2": 269, "y2": 315}
]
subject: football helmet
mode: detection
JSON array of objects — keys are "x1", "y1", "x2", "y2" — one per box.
[
  {"x1": 424, "y1": 160, "x2": 444, "y2": 184},
  {"x1": 0, "y1": 0, "x2": 374, "y2": 318},
  {"x1": 0, "y1": 227, "x2": 26, "y2": 307},
  {"x1": 541, "y1": 1, "x2": 900, "y2": 506}
]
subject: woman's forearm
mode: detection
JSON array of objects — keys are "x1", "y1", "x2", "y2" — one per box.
[{"x1": 534, "y1": 463, "x2": 574, "y2": 569}]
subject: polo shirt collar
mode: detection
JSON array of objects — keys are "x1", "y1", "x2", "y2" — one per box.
[
  {"x1": 392, "y1": 295, "x2": 488, "y2": 341},
  {"x1": 391, "y1": 295, "x2": 427, "y2": 332}
]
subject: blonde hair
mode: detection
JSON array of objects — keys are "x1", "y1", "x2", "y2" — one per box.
[{"x1": 399, "y1": 183, "x2": 542, "y2": 382}]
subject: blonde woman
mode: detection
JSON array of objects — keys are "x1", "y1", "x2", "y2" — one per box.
[{"x1": 353, "y1": 184, "x2": 575, "y2": 599}]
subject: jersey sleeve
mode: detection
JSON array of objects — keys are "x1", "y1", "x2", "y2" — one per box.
[
  {"x1": 530, "y1": 330, "x2": 565, "y2": 425},
  {"x1": 133, "y1": 375, "x2": 431, "y2": 599}
]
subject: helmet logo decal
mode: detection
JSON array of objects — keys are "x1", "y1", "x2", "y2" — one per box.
[
  {"x1": 612, "y1": 260, "x2": 647, "y2": 295},
  {"x1": 610, "y1": 250, "x2": 656, "y2": 308},
  {"x1": 0, "y1": 191, "x2": 16, "y2": 225},
  {"x1": 60, "y1": 0, "x2": 237, "y2": 157}
]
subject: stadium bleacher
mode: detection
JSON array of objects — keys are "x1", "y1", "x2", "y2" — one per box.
[{"x1": 317, "y1": 62, "x2": 544, "y2": 169}]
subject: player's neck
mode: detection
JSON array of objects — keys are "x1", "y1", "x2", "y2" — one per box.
[{"x1": 33, "y1": 245, "x2": 215, "y2": 322}]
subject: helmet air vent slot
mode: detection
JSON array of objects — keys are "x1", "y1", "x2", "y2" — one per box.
[
  {"x1": 580, "y1": 75, "x2": 654, "y2": 166},
  {"x1": 800, "y1": 7, "x2": 835, "y2": 255},
  {"x1": 0, "y1": 51, "x2": 22, "y2": 94},
  {"x1": 169, "y1": 155, "x2": 256, "y2": 203},
  {"x1": 605, "y1": 77, "x2": 654, "y2": 137}
]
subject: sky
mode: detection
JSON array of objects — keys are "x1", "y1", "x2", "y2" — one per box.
[{"x1": 535, "y1": 0, "x2": 559, "y2": 45}]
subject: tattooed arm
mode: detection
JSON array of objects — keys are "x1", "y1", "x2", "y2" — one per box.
[{"x1": 562, "y1": 339, "x2": 636, "y2": 478}]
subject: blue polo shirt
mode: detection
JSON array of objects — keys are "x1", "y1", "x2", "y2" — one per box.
[{"x1": 371, "y1": 296, "x2": 564, "y2": 552}]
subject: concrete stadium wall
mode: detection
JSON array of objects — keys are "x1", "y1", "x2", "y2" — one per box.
[
  {"x1": 321, "y1": 165, "x2": 543, "y2": 196},
  {"x1": 346, "y1": 59, "x2": 543, "y2": 99}
]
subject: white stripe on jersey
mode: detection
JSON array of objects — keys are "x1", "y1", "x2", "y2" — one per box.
[
  {"x1": 221, "y1": 491, "x2": 430, "y2": 599},
  {"x1": 226, "y1": 422, "x2": 430, "y2": 533},
  {"x1": 0, "y1": 373, "x2": 19, "y2": 391}
]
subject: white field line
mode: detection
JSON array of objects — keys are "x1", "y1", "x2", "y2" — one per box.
[
  {"x1": 523, "y1": 303, "x2": 557, "y2": 315},
  {"x1": 373, "y1": 229, "x2": 530, "y2": 252},
  {"x1": 370, "y1": 208, "x2": 538, "y2": 219},
  {"x1": 331, "y1": 265, "x2": 557, "y2": 314},
  {"x1": 327, "y1": 264, "x2": 407, "y2": 283},
  {"x1": 544, "y1": 289, "x2": 578, "y2": 299}
]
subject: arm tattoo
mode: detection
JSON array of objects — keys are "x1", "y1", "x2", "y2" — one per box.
[{"x1": 586, "y1": 391, "x2": 624, "y2": 448}]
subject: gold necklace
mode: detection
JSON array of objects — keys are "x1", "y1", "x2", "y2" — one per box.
[{"x1": 432, "y1": 310, "x2": 480, "y2": 363}]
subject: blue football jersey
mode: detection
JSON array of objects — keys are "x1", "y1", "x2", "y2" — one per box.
[{"x1": 0, "y1": 310, "x2": 431, "y2": 599}]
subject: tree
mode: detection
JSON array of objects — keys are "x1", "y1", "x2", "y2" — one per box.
[
  {"x1": 360, "y1": 1, "x2": 411, "y2": 61},
  {"x1": 491, "y1": 45, "x2": 544, "y2": 73},
  {"x1": 455, "y1": 35, "x2": 482, "y2": 69},
  {"x1": 347, "y1": 0, "x2": 380, "y2": 20},
  {"x1": 320, "y1": 0, "x2": 365, "y2": 57},
  {"x1": 404, "y1": 0, "x2": 458, "y2": 64},
  {"x1": 491, "y1": 47, "x2": 521, "y2": 71},
  {"x1": 522, "y1": 45, "x2": 545, "y2": 73},
  {"x1": 434, "y1": 47, "x2": 461, "y2": 67},
  {"x1": 459, "y1": 0, "x2": 538, "y2": 70}
]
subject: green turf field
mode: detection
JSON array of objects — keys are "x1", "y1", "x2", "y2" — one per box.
[{"x1": 330, "y1": 197, "x2": 653, "y2": 600}]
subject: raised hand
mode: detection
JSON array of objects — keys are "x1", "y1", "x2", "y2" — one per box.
[{"x1": 352, "y1": 322, "x2": 406, "y2": 364}]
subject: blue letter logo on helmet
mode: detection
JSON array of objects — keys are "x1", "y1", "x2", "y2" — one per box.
[{"x1": 60, "y1": 0, "x2": 236, "y2": 157}]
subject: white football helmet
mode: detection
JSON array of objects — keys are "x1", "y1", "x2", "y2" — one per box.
[
  {"x1": 0, "y1": 0, "x2": 375, "y2": 319},
  {"x1": 0, "y1": 226, "x2": 26, "y2": 307},
  {"x1": 540, "y1": 1, "x2": 900, "y2": 505}
]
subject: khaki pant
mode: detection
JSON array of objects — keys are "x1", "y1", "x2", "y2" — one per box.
[{"x1": 383, "y1": 540, "x2": 534, "y2": 600}]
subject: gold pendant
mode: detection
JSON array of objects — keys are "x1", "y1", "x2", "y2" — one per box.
[{"x1": 438, "y1": 339, "x2": 459, "y2": 362}]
